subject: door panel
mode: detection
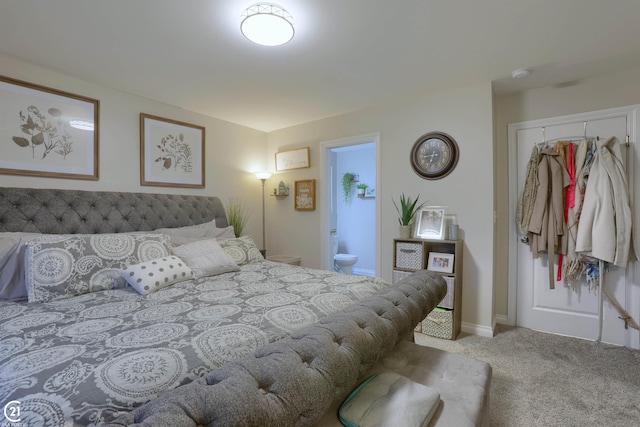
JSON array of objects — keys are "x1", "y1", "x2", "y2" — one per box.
[{"x1": 515, "y1": 114, "x2": 630, "y2": 345}]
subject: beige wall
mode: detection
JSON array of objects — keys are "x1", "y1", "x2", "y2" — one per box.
[
  {"x1": 267, "y1": 82, "x2": 496, "y2": 332},
  {"x1": 1, "y1": 55, "x2": 509, "y2": 332},
  {"x1": 0, "y1": 55, "x2": 269, "y2": 240},
  {"x1": 494, "y1": 66, "x2": 640, "y2": 319}
]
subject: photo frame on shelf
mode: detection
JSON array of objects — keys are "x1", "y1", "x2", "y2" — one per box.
[
  {"x1": 427, "y1": 252, "x2": 455, "y2": 274},
  {"x1": 275, "y1": 147, "x2": 310, "y2": 171},
  {"x1": 294, "y1": 179, "x2": 316, "y2": 210},
  {"x1": 0, "y1": 75, "x2": 99, "y2": 180},
  {"x1": 414, "y1": 206, "x2": 446, "y2": 239},
  {"x1": 364, "y1": 187, "x2": 376, "y2": 198},
  {"x1": 140, "y1": 113, "x2": 205, "y2": 188}
]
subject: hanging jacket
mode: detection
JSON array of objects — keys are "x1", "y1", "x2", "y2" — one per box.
[
  {"x1": 528, "y1": 147, "x2": 570, "y2": 288},
  {"x1": 575, "y1": 137, "x2": 633, "y2": 267},
  {"x1": 517, "y1": 145, "x2": 539, "y2": 235},
  {"x1": 564, "y1": 139, "x2": 592, "y2": 286}
]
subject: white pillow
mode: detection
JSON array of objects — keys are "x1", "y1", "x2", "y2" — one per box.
[
  {"x1": 156, "y1": 220, "x2": 236, "y2": 245},
  {"x1": 171, "y1": 238, "x2": 240, "y2": 277},
  {"x1": 121, "y1": 256, "x2": 194, "y2": 295}
]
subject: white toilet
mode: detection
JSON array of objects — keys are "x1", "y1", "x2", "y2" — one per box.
[{"x1": 331, "y1": 233, "x2": 358, "y2": 274}]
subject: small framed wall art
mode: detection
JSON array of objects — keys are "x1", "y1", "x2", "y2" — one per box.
[
  {"x1": 275, "y1": 147, "x2": 310, "y2": 171},
  {"x1": 0, "y1": 75, "x2": 99, "y2": 180},
  {"x1": 294, "y1": 179, "x2": 316, "y2": 210},
  {"x1": 140, "y1": 113, "x2": 205, "y2": 188},
  {"x1": 414, "y1": 206, "x2": 446, "y2": 239},
  {"x1": 427, "y1": 252, "x2": 455, "y2": 274}
]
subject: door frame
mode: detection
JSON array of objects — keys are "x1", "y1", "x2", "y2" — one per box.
[
  {"x1": 319, "y1": 132, "x2": 381, "y2": 274},
  {"x1": 507, "y1": 105, "x2": 639, "y2": 348}
]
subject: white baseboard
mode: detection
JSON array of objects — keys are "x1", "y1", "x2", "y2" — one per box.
[
  {"x1": 494, "y1": 314, "x2": 511, "y2": 326},
  {"x1": 461, "y1": 321, "x2": 495, "y2": 338}
]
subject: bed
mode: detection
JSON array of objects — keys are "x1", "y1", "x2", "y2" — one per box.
[{"x1": 0, "y1": 187, "x2": 447, "y2": 426}]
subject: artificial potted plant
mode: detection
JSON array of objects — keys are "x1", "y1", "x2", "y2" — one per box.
[
  {"x1": 356, "y1": 183, "x2": 367, "y2": 197},
  {"x1": 393, "y1": 193, "x2": 426, "y2": 238},
  {"x1": 342, "y1": 172, "x2": 356, "y2": 203},
  {"x1": 226, "y1": 198, "x2": 250, "y2": 237}
]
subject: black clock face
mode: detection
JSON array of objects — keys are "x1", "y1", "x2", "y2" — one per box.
[{"x1": 410, "y1": 132, "x2": 459, "y2": 179}]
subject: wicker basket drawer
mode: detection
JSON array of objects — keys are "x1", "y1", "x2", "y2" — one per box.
[
  {"x1": 395, "y1": 242, "x2": 424, "y2": 270},
  {"x1": 392, "y1": 269, "x2": 414, "y2": 284},
  {"x1": 438, "y1": 276, "x2": 455, "y2": 309},
  {"x1": 421, "y1": 309, "x2": 454, "y2": 340}
]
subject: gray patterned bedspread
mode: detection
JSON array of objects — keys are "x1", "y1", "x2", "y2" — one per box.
[{"x1": 0, "y1": 260, "x2": 389, "y2": 426}]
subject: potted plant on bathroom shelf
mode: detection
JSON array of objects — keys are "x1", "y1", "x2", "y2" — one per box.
[
  {"x1": 342, "y1": 172, "x2": 356, "y2": 203},
  {"x1": 356, "y1": 183, "x2": 367, "y2": 197},
  {"x1": 393, "y1": 193, "x2": 426, "y2": 238}
]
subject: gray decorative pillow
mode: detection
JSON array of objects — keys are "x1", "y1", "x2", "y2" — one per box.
[
  {"x1": 121, "y1": 255, "x2": 194, "y2": 295},
  {"x1": 218, "y1": 236, "x2": 264, "y2": 265},
  {"x1": 0, "y1": 232, "x2": 42, "y2": 300},
  {"x1": 24, "y1": 233, "x2": 171, "y2": 303}
]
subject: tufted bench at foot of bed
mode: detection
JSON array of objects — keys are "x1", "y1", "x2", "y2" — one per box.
[{"x1": 106, "y1": 270, "x2": 490, "y2": 427}]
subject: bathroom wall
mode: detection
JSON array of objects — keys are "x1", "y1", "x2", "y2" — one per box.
[{"x1": 335, "y1": 143, "x2": 376, "y2": 275}]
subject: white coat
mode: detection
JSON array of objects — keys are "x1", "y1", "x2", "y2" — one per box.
[{"x1": 575, "y1": 137, "x2": 633, "y2": 266}]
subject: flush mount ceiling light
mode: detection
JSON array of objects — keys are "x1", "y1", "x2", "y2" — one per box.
[
  {"x1": 241, "y1": 3, "x2": 294, "y2": 46},
  {"x1": 511, "y1": 68, "x2": 531, "y2": 79}
]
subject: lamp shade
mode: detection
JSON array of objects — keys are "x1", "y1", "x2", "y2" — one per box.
[
  {"x1": 241, "y1": 3, "x2": 294, "y2": 46},
  {"x1": 255, "y1": 172, "x2": 272, "y2": 180}
]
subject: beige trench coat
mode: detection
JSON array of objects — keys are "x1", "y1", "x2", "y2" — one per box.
[{"x1": 528, "y1": 148, "x2": 570, "y2": 288}]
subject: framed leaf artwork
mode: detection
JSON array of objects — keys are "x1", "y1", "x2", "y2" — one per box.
[
  {"x1": 140, "y1": 113, "x2": 205, "y2": 188},
  {"x1": 0, "y1": 75, "x2": 99, "y2": 180}
]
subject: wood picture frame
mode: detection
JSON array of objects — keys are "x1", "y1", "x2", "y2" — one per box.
[
  {"x1": 294, "y1": 179, "x2": 316, "y2": 210},
  {"x1": 0, "y1": 75, "x2": 99, "y2": 180},
  {"x1": 427, "y1": 252, "x2": 455, "y2": 274},
  {"x1": 275, "y1": 147, "x2": 310, "y2": 171},
  {"x1": 414, "y1": 206, "x2": 446, "y2": 239},
  {"x1": 140, "y1": 113, "x2": 205, "y2": 188}
]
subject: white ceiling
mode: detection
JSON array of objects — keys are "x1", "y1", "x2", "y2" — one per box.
[{"x1": 2, "y1": 0, "x2": 640, "y2": 132}]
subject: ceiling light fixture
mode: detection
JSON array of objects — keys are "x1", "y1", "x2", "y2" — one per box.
[
  {"x1": 241, "y1": 3, "x2": 294, "y2": 46},
  {"x1": 511, "y1": 68, "x2": 531, "y2": 79}
]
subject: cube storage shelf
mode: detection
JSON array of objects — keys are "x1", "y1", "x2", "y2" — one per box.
[{"x1": 392, "y1": 238, "x2": 463, "y2": 340}]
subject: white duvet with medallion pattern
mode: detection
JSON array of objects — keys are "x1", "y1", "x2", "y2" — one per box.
[{"x1": 0, "y1": 260, "x2": 389, "y2": 426}]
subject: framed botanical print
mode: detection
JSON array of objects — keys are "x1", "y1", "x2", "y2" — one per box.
[
  {"x1": 140, "y1": 113, "x2": 205, "y2": 188},
  {"x1": 0, "y1": 75, "x2": 99, "y2": 180},
  {"x1": 294, "y1": 179, "x2": 316, "y2": 210}
]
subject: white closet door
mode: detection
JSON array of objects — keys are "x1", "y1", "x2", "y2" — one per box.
[{"x1": 511, "y1": 109, "x2": 635, "y2": 347}]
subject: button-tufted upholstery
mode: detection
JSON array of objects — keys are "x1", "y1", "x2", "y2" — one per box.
[
  {"x1": 106, "y1": 270, "x2": 447, "y2": 427},
  {"x1": 0, "y1": 187, "x2": 228, "y2": 233}
]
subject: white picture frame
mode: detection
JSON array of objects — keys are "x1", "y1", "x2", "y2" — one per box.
[
  {"x1": 427, "y1": 252, "x2": 455, "y2": 273},
  {"x1": 275, "y1": 147, "x2": 310, "y2": 171},
  {"x1": 414, "y1": 206, "x2": 446, "y2": 239}
]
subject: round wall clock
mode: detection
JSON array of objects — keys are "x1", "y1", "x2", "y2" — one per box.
[{"x1": 410, "y1": 131, "x2": 459, "y2": 180}]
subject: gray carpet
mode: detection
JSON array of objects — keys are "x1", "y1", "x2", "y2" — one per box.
[{"x1": 414, "y1": 325, "x2": 640, "y2": 426}]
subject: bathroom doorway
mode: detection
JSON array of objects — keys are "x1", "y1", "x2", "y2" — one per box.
[{"x1": 320, "y1": 133, "x2": 380, "y2": 276}]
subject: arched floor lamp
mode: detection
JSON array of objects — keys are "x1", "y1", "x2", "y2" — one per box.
[{"x1": 255, "y1": 172, "x2": 272, "y2": 257}]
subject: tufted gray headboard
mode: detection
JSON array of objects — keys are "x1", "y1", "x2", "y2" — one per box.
[{"x1": 0, "y1": 187, "x2": 228, "y2": 234}]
